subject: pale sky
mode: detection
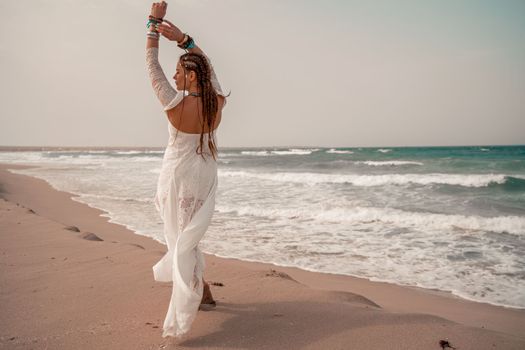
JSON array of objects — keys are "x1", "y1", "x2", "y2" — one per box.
[{"x1": 1, "y1": 0, "x2": 524, "y2": 148}]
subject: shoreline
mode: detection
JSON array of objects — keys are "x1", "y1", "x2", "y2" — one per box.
[
  {"x1": 3, "y1": 162, "x2": 524, "y2": 312},
  {"x1": 1, "y1": 162, "x2": 524, "y2": 349},
  {"x1": 205, "y1": 251, "x2": 523, "y2": 311}
]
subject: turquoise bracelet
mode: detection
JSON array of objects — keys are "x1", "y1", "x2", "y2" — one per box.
[
  {"x1": 146, "y1": 19, "x2": 160, "y2": 29},
  {"x1": 178, "y1": 35, "x2": 195, "y2": 50}
]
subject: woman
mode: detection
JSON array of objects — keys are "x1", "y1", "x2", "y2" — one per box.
[{"x1": 146, "y1": 1, "x2": 227, "y2": 338}]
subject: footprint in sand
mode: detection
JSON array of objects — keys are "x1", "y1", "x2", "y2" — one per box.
[
  {"x1": 264, "y1": 269, "x2": 297, "y2": 282},
  {"x1": 128, "y1": 243, "x2": 145, "y2": 250},
  {"x1": 80, "y1": 232, "x2": 103, "y2": 241}
]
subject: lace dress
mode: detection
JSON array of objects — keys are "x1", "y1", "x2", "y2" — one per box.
[{"x1": 146, "y1": 46, "x2": 225, "y2": 338}]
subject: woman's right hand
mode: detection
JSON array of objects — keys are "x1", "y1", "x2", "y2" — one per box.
[
  {"x1": 150, "y1": 1, "x2": 167, "y2": 19},
  {"x1": 156, "y1": 19, "x2": 185, "y2": 43}
]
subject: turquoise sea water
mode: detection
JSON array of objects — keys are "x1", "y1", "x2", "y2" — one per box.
[{"x1": 1, "y1": 144, "x2": 524, "y2": 309}]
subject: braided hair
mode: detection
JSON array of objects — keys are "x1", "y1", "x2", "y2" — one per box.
[{"x1": 178, "y1": 52, "x2": 219, "y2": 161}]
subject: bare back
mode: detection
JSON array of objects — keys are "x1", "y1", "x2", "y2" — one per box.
[{"x1": 167, "y1": 95, "x2": 225, "y2": 134}]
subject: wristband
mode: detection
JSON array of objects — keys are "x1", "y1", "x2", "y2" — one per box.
[
  {"x1": 148, "y1": 15, "x2": 164, "y2": 22},
  {"x1": 177, "y1": 34, "x2": 188, "y2": 45},
  {"x1": 147, "y1": 19, "x2": 162, "y2": 29},
  {"x1": 186, "y1": 39, "x2": 195, "y2": 49},
  {"x1": 147, "y1": 31, "x2": 160, "y2": 40},
  {"x1": 177, "y1": 34, "x2": 195, "y2": 50}
]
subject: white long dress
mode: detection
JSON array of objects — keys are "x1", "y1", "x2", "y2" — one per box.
[{"x1": 146, "y1": 46, "x2": 225, "y2": 338}]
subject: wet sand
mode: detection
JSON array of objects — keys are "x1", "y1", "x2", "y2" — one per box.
[{"x1": 1, "y1": 163, "x2": 524, "y2": 349}]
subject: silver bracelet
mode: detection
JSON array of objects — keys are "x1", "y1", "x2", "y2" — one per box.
[{"x1": 147, "y1": 31, "x2": 160, "y2": 39}]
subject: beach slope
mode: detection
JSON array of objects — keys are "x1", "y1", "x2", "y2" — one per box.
[{"x1": 1, "y1": 163, "x2": 524, "y2": 349}]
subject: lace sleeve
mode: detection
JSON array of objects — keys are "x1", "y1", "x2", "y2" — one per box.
[{"x1": 146, "y1": 47, "x2": 180, "y2": 108}]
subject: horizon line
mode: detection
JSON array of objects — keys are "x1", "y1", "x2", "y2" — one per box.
[{"x1": 0, "y1": 144, "x2": 524, "y2": 151}]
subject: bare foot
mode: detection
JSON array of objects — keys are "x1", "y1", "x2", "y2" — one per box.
[{"x1": 201, "y1": 280, "x2": 216, "y2": 305}]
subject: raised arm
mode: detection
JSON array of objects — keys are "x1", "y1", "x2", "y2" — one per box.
[
  {"x1": 192, "y1": 45, "x2": 226, "y2": 98},
  {"x1": 146, "y1": 2, "x2": 180, "y2": 108},
  {"x1": 156, "y1": 19, "x2": 226, "y2": 97},
  {"x1": 146, "y1": 47, "x2": 179, "y2": 108}
]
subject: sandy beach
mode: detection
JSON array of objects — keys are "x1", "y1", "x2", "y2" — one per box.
[{"x1": 1, "y1": 162, "x2": 524, "y2": 350}]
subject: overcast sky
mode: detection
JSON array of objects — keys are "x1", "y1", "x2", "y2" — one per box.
[{"x1": 1, "y1": 0, "x2": 524, "y2": 148}]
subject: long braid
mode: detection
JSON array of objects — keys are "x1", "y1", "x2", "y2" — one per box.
[{"x1": 179, "y1": 53, "x2": 219, "y2": 161}]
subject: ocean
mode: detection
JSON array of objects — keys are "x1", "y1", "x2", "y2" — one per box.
[{"x1": 1, "y1": 145, "x2": 524, "y2": 309}]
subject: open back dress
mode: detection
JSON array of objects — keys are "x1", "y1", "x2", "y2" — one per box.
[{"x1": 146, "y1": 46, "x2": 225, "y2": 338}]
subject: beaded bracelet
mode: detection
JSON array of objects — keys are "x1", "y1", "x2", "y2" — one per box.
[
  {"x1": 147, "y1": 31, "x2": 160, "y2": 40},
  {"x1": 177, "y1": 34, "x2": 188, "y2": 45},
  {"x1": 177, "y1": 34, "x2": 195, "y2": 50},
  {"x1": 185, "y1": 38, "x2": 195, "y2": 49},
  {"x1": 147, "y1": 19, "x2": 160, "y2": 29},
  {"x1": 147, "y1": 14, "x2": 164, "y2": 30},
  {"x1": 148, "y1": 15, "x2": 164, "y2": 23}
]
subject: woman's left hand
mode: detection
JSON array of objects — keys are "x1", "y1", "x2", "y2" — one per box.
[{"x1": 156, "y1": 19, "x2": 185, "y2": 42}]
